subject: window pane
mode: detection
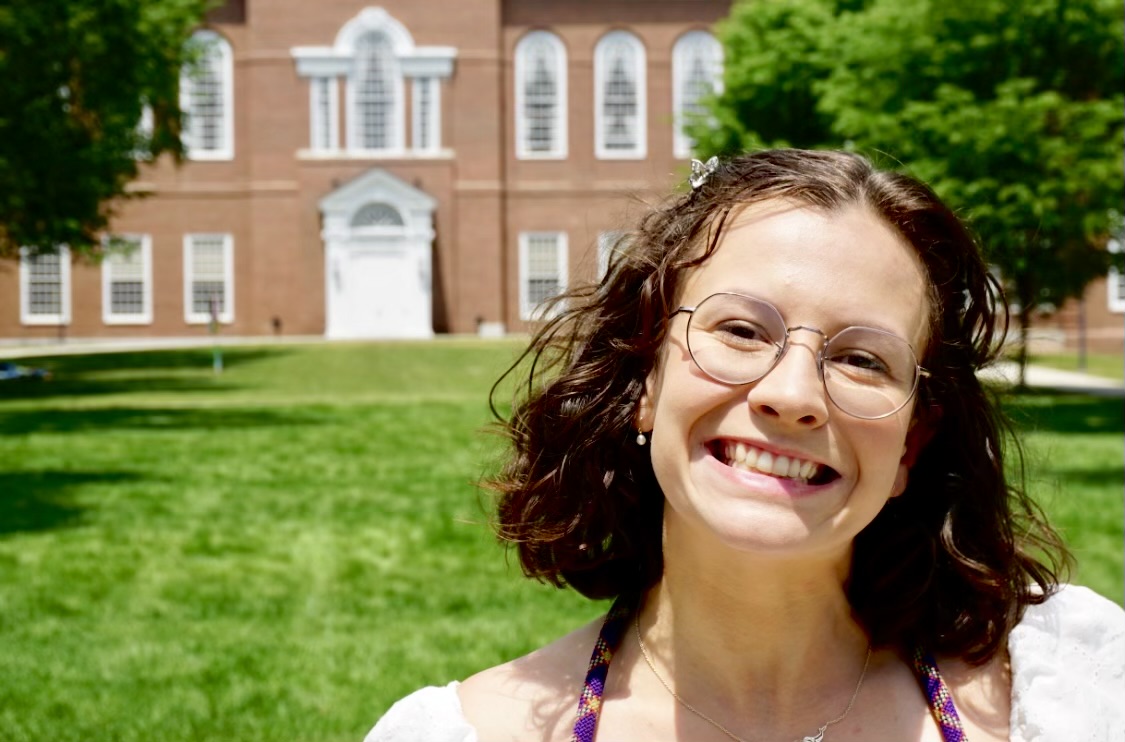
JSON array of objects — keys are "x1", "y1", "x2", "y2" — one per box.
[
  {"x1": 111, "y1": 281, "x2": 145, "y2": 315},
  {"x1": 27, "y1": 253, "x2": 62, "y2": 316},
  {"x1": 525, "y1": 47, "x2": 557, "y2": 152},
  {"x1": 603, "y1": 53, "x2": 637, "y2": 150},
  {"x1": 351, "y1": 202, "x2": 404, "y2": 227},
  {"x1": 416, "y1": 79, "x2": 432, "y2": 150},
  {"x1": 355, "y1": 33, "x2": 396, "y2": 149},
  {"x1": 183, "y1": 33, "x2": 228, "y2": 153},
  {"x1": 313, "y1": 78, "x2": 333, "y2": 150},
  {"x1": 106, "y1": 240, "x2": 147, "y2": 317},
  {"x1": 188, "y1": 235, "x2": 229, "y2": 319}
]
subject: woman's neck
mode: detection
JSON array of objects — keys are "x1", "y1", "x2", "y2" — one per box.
[{"x1": 639, "y1": 522, "x2": 872, "y2": 731}]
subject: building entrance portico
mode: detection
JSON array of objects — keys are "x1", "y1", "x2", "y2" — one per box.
[{"x1": 319, "y1": 168, "x2": 436, "y2": 339}]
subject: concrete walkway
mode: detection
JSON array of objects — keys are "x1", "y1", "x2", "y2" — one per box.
[{"x1": 980, "y1": 361, "x2": 1124, "y2": 397}]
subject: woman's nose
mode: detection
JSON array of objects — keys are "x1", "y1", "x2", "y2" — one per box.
[{"x1": 745, "y1": 335, "x2": 829, "y2": 427}]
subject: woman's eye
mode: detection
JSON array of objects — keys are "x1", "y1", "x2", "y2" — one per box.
[
  {"x1": 830, "y1": 351, "x2": 891, "y2": 375},
  {"x1": 713, "y1": 320, "x2": 772, "y2": 344}
]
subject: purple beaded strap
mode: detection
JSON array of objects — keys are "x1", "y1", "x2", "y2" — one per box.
[
  {"x1": 570, "y1": 596, "x2": 633, "y2": 742},
  {"x1": 912, "y1": 647, "x2": 969, "y2": 742},
  {"x1": 571, "y1": 601, "x2": 968, "y2": 742}
]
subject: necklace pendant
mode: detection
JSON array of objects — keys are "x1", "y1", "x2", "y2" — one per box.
[{"x1": 801, "y1": 726, "x2": 828, "y2": 742}]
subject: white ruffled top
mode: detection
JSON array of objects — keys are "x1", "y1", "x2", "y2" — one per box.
[{"x1": 366, "y1": 585, "x2": 1125, "y2": 742}]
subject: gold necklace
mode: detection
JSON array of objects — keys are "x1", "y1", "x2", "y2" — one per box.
[{"x1": 634, "y1": 613, "x2": 872, "y2": 742}]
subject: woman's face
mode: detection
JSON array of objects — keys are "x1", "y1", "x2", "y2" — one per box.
[{"x1": 639, "y1": 200, "x2": 931, "y2": 562}]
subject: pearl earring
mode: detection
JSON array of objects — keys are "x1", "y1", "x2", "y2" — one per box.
[{"x1": 636, "y1": 431, "x2": 648, "y2": 446}]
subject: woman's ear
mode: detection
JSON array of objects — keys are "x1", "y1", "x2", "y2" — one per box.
[
  {"x1": 635, "y1": 369, "x2": 659, "y2": 433},
  {"x1": 891, "y1": 405, "x2": 940, "y2": 497}
]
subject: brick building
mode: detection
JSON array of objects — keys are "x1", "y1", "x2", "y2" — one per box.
[
  {"x1": 0, "y1": 0, "x2": 732, "y2": 341},
  {"x1": 1, "y1": 0, "x2": 1120, "y2": 352}
]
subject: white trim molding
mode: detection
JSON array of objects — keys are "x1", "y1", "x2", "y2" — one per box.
[
  {"x1": 1108, "y1": 239, "x2": 1125, "y2": 313},
  {"x1": 291, "y1": 7, "x2": 457, "y2": 158}
]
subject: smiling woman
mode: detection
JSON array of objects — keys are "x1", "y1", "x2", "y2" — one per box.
[{"x1": 365, "y1": 150, "x2": 1125, "y2": 742}]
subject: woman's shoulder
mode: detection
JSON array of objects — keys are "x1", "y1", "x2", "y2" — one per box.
[
  {"x1": 1008, "y1": 585, "x2": 1125, "y2": 741},
  {"x1": 456, "y1": 617, "x2": 604, "y2": 742},
  {"x1": 364, "y1": 682, "x2": 475, "y2": 742}
]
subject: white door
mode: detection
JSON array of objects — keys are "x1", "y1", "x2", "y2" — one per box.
[{"x1": 327, "y1": 239, "x2": 430, "y2": 339}]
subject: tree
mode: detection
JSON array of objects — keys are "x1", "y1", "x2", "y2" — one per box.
[
  {"x1": 696, "y1": 0, "x2": 1124, "y2": 385},
  {"x1": 0, "y1": 0, "x2": 215, "y2": 260}
]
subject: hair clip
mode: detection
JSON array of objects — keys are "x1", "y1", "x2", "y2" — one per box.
[{"x1": 689, "y1": 156, "x2": 719, "y2": 190}]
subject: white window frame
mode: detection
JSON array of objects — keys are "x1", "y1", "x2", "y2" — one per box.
[
  {"x1": 514, "y1": 30, "x2": 568, "y2": 160},
  {"x1": 672, "y1": 30, "x2": 723, "y2": 159},
  {"x1": 102, "y1": 235, "x2": 154, "y2": 325},
  {"x1": 346, "y1": 31, "x2": 406, "y2": 154},
  {"x1": 19, "y1": 247, "x2": 71, "y2": 326},
  {"x1": 309, "y1": 77, "x2": 340, "y2": 152},
  {"x1": 181, "y1": 30, "x2": 235, "y2": 161},
  {"x1": 594, "y1": 30, "x2": 646, "y2": 160},
  {"x1": 1108, "y1": 239, "x2": 1125, "y2": 313},
  {"x1": 411, "y1": 77, "x2": 441, "y2": 153},
  {"x1": 519, "y1": 232, "x2": 569, "y2": 321},
  {"x1": 183, "y1": 233, "x2": 235, "y2": 325}
]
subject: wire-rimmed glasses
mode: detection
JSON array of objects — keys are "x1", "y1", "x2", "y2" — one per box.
[{"x1": 671, "y1": 293, "x2": 929, "y2": 420}]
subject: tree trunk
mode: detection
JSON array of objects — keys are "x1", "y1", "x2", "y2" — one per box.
[{"x1": 1015, "y1": 273, "x2": 1034, "y2": 390}]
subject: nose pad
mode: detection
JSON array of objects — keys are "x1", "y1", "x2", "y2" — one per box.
[{"x1": 746, "y1": 337, "x2": 830, "y2": 426}]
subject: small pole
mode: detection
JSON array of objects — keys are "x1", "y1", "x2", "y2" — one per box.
[
  {"x1": 1077, "y1": 297, "x2": 1087, "y2": 371},
  {"x1": 209, "y1": 296, "x2": 223, "y2": 375}
]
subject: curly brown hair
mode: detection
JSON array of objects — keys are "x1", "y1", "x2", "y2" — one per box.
[{"x1": 488, "y1": 149, "x2": 1070, "y2": 664}]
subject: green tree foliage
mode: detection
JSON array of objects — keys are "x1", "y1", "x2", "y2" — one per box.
[
  {"x1": 0, "y1": 0, "x2": 214, "y2": 259},
  {"x1": 697, "y1": 0, "x2": 1124, "y2": 379}
]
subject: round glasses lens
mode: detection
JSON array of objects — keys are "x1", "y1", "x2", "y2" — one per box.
[
  {"x1": 685, "y1": 294, "x2": 786, "y2": 384},
  {"x1": 821, "y1": 327, "x2": 920, "y2": 419}
]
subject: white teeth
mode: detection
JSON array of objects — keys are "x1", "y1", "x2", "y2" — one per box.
[
  {"x1": 721, "y1": 441, "x2": 821, "y2": 482},
  {"x1": 745, "y1": 446, "x2": 758, "y2": 468},
  {"x1": 772, "y1": 455, "x2": 790, "y2": 477}
]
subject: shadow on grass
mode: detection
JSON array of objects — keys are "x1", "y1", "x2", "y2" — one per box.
[
  {"x1": 0, "y1": 470, "x2": 141, "y2": 536},
  {"x1": 0, "y1": 348, "x2": 289, "y2": 402},
  {"x1": 1002, "y1": 391, "x2": 1125, "y2": 435},
  {"x1": 1049, "y1": 465, "x2": 1125, "y2": 489},
  {"x1": 0, "y1": 406, "x2": 322, "y2": 435}
]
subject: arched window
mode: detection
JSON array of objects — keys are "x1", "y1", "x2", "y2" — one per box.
[
  {"x1": 351, "y1": 202, "x2": 405, "y2": 228},
  {"x1": 181, "y1": 30, "x2": 234, "y2": 160},
  {"x1": 293, "y1": 8, "x2": 455, "y2": 157},
  {"x1": 672, "y1": 31, "x2": 723, "y2": 159},
  {"x1": 515, "y1": 31, "x2": 567, "y2": 159},
  {"x1": 594, "y1": 31, "x2": 646, "y2": 159},
  {"x1": 352, "y1": 32, "x2": 402, "y2": 151}
]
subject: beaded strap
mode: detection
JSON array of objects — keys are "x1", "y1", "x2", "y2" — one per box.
[
  {"x1": 570, "y1": 595, "x2": 633, "y2": 742},
  {"x1": 571, "y1": 601, "x2": 968, "y2": 742},
  {"x1": 912, "y1": 647, "x2": 968, "y2": 742}
]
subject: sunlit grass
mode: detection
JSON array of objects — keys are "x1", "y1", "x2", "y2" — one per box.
[
  {"x1": 0, "y1": 342, "x2": 1120, "y2": 740},
  {"x1": 1027, "y1": 351, "x2": 1124, "y2": 381}
]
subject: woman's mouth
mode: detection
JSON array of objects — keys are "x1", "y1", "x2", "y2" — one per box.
[{"x1": 709, "y1": 440, "x2": 838, "y2": 485}]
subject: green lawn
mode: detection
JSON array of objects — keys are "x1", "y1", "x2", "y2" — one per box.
[{"x1": 0, "y1": 342, "x2": 1120, "y2": 741}]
